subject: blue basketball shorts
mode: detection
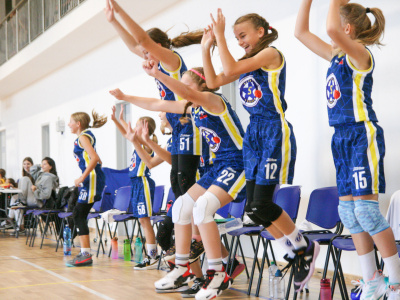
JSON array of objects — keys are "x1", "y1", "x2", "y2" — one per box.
[
  {"x1": 78, "y1": 168, "x2": 105, "y2": 204},
  {"x1": 331, "y1": 121, "x2": 385, "y2": 197},
  {"x1": 196, "y1": 160, "x2": 246, "y2": 203},
  {"x1": 129, "y1": 176, "x2": 155, "y2": 218},
  {"x1": 243, "y1": 116, "x2": 296, "y2": 185}
]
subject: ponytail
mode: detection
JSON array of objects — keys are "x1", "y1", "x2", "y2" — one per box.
[
  {"x1": 91, "y1": 110, "x2": 108, "y2": 129},
  {"x1": 179, "y1": 101, "x2": 193, "y2": 125},
  {"x1": 151, "y1": 134, "x2": 158, "y2": 144},
  {"x1": 146, "y1": 27, "x2": 203, "y2": 49},
  {"x1": 71, "y1": 110, "x2": 107, "y2": 131}
]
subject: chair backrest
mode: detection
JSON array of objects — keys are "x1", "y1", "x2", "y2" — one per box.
[
  {"x1": 274, "y1": 186, "x2": 301, "y2": 222},
  {"x1": 113, "y1": 186, "x2": 132, "y2": 211},
  {"x1": 229, "y1": 199, "x2": 247, "y2": 219},
  {"x1": 163, "y1": 187, "x2": 176, "y2": 211},
  {"x1": 101, "y1": 167, "x2": 131, "y2": 211},
  {"x1": 152, "y1": 185, "x2": 165, "y2": 215},
  {"x1": 306, "y1": 186, "x2": 340, "y2": 229},
  {"x1": 216, "y1": 202, "x2": 231, "y2": 218}
]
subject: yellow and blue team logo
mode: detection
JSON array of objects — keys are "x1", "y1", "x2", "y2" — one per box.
[
  {"x1": 238, "y1": 75, "x2": 263, "y2": 107},
  {"x1": 200, "y1": 127, "x2": 221, "y2": 153},
  {"x1": 155, "y1": 79, "x2": 166, "y2": 99},
  {"x1": 326, "y1": 73, "x2": 341, "y2": 108},
  {"x1": 129, "y1": 153, "x2": 136, "y2": 171}
]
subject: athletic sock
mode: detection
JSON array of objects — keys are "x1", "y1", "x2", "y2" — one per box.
[
  {"x1": 81, "y1": 248, "x2": 91, "y2": 255},
  {"x1": 285, "y1": 227, "x2": 307, "y2": 249},
  {"x1": 383, "y1": 253, "x2": 400, "y2": 284},
  {"x1": 146, "y1": 243, "x2": 157, "y2": 259},
  {"x1": 222, "y1": 255, "x2": 229, "y2": 264},
  {"x1": 359, "y1": 250, "x2": 378, "y2": 281},
  {"x1": 276, "y1": 236, "x2": 295, "y2": 258},
  {"x1": 175, "y1": 253, "x2": 190, "y2": 266},
  {"x1": 208, "y1": 258, "x2": 223, "y2": 271}
]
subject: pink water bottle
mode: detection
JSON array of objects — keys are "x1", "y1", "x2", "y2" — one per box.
[
  {"x1": 320, "y1": 279, "x2": 332, "y2": 300},
  {"x1": 111, "y1": 237, "x2": 119, "y2": 259}
]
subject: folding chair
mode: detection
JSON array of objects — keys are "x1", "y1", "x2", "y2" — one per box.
[
  {"x1": 249, "y1": 185, "x2": 301, "y2": 297},
  {"x1": 150, "y1": 185, "x2": 166, "y2": 228}
]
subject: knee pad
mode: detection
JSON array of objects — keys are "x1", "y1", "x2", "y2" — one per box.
[
  {"x1": 354, "y1": 200, "x2": 390, "y2": 236},
  {"x1": 156, "y1": 216, "x2": 174, "y2": 251},
  {"x1": 245, "y1": 203, "x2": 272, "y2": 227},
  {"x1": 170, "y1": 170, "x2": 181, "y2": 198},
  {"x1": 73, "y1": 210, "x2": 89, "y2": 236},
  {"x1": 338, "y1": 200, "x2": 364, "y2": 234},
  {"x1": 178, "y1": 171, "x2": 196, "y2": 194},
  {"x1": 251, "y1": 200, "x2": 283, "y2": 223},
  {"x1": 172, "y1": 193, "x2": 195, "y2": 225},
  {"x1": 193, "y1": 192, "x2": 221, "y2": 225}
]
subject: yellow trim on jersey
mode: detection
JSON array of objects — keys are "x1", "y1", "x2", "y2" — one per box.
[
  {"x1": 353, "y1": 73, "x2": 368, "y2": 122},
  {"x1": 196, "y1": 170, "x2": 200, "y2": 181},
  {"x1": 228, "y1": 171, "x2": 246, "y2": 199},
  {"x1": 137, "y1": 160, "x2": 146, "y2": 177},
  {"x1": 261, "y1": 49, "x2": 285, "y2": 72},
  {"x1": 191, "y1": 119, "x2": 202, "y2": 155},
  {"x1": 160, "y1": 52, "x2": 182, "y2": 73},
  {"x1": 364, "y1": 121, "x2": 380, "y2": 194},
  {"x1": 78, "y1": 130, "x2": 94, "y2": 148},
  {"x1": 201, "y1": 96, "x2": 227, "y2": 116},
  {"x1": 346, "y1": 50, "x2": 373, "y2": 73},
  {"x1": 270, "y1": 72, "x2": 291, "y2": 183},
  {"x1": 142, "y1": 177, "x2": 153, "y2": 217},
  {"x1": 83, "y1": 150, "x2": 96, "y2": 204}
]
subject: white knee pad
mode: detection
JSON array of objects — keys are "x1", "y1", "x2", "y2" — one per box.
[
  {"x1": 193, "y1": 192, "x2": 221, "y2": 225},
  {"x1": 172, "y1": 193, "x2": 195, "y2": 225}
]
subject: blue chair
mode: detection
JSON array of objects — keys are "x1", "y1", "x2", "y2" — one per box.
[
  {"x1": 250, "y1": 185, "x2": 302, "y2": 297},
  {"x1": 150, "y1": 186, "x2": 166, "y2": 226}
]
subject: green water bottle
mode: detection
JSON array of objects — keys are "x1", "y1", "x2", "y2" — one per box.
[{"x1": 124, "y1": 239, "x2": 131, "y2": 261}]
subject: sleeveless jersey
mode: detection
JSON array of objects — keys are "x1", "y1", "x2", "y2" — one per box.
[
  {"x1": 191, "y1": 94, "x2": 244, "y2": 164},
  {"x1": 73, "y1": 130, "x2": 102, "y2": 175},
  {"x1": 128, "y1": 149, "x2": 154, "y2": 178},
  {"x1": 238, "y1": 48, "x2": 287, "y2": 119},
  {"x1": 326, "y1": 49, "x2": 378, "y2": 126},
  {"x1": 166, "y1": 137, "x2": 173, "y2": 153},
  {"x1": 155, "y1": 51, "x2": 187, "y2": 129}
]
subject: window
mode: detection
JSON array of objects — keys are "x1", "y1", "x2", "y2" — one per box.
[
  {"x1": 115, "y1": 103, "x2": 133, "y2": 169},
  {"x1": 42, "y1": 124, "x2": 50, "y2": 158},
  {"x1": 0, "y1": 130, "x2": 5, "y2": 168}
]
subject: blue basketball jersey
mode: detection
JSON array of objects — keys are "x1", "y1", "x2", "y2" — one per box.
[
  {"x1": 73, "y1": 130, "x2": 103, "y2": 175},
  {"x1": 128, "y1": 149, "x2": 154, "y2": 178},
  {"x1": 200, "y1": 141, "x2": 213, "y2": 168},
  {"x1": 238, "y1": 48, "x2": 287, "y2": 119},
  {"x1": 191, "y1": 94, "x2": 245, "y2": 164},
  {"x1": 166, "y1": 137, "x2": 173, "y2": 153},
  {"x1": 326, "y1": 49, "x2": 378, "y2": 126},
  {"x1": 155, "y1": 51, "x2": 187, "y2": 129}
]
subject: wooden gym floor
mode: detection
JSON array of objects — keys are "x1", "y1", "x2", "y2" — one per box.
[{"x1": 0, "y1": 232, "x2": 352, "y2": 299}]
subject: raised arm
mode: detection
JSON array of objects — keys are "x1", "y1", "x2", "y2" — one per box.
[
  {"x1": 109, "y1": 87, "x2": 186, "y2": 114},
  {"x1": 141, "y1": 120, "x2": 172, "y2": 165},
  {"x1": 295, "y1": 0, "x2": 333, "y2": 61},
  {"x1": 143, "y1": 60, "x2": 225, "y2": 114},
  {"x1": 110, "y1": 0, "x2": 180, "y2": 70},
  {"x1": 326, "y1": 0, "x2": 370, "y2": 69},
  {"x1": 111, "y1": 105, "x2": 127, "y2": 136},
  {"x1": 201, "y1": 26, "x2": 239, "y2": 88}
]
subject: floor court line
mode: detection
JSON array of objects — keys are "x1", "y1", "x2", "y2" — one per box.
[
  {"x1": 10, "y1": 256, "x2": 115, "y2": 300},
  {"x1": 0, "y1": 278, "x2": 114, "y2": 290}
]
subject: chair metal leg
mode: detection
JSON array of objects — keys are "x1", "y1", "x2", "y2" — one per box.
[
  {"x1": 237, "y1": 239, "x2": 250, "y2": 279},
  {"x1": 247, "y1": 234, "x2": 262, "y2": 295},
  {"x1": 94, "y1": 218, "x2": 105, "y2": 254},
  {"x1": 96, "y1": 222, "x2": 106, "y2": 258},
  {"x1": 55, "y1": 218, "x2": 65, "y2": 252},
  {"x1": 255, "y1": 237, "x2": 269, "y2": 297},
  {"x1": 40, "y1": 213, "x2": 51, "y2": 249}
]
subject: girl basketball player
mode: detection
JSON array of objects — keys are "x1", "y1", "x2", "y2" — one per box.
[
  {"x1": 201, "y1": 10, "x2": 318, "y2": 291},
  {"x1": 67, "y1": 111, "x2": 107, "y2": 267},
  {"x1": 295, "y1": 0, "x2": 400, "y2": 298},
  {"x1": 110, "y1": 65, "x2": 246, "y2": 300}
]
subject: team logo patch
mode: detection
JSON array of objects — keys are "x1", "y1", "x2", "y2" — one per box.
[
  {"x1": 200, "y1": 127, "x2": 221, "y2": 153},
  {"x1": 155, "y1": 79, "x2": 166, "y2": 99},
  {"x1": 238, "y1": 75, "x2": 263, "y2": 107},
  {"x1": 74, "y1": 154, "x2": 80, "y2": 162},
  {"x1": 326, "y1": 73, "x2": 341, "y2": 108},
  {"x1": 200, "y1": 156, "x2": 205, "y2": 167},
  {"x1": 129, "y1": 153, "x2": 137, "y2": 171}
]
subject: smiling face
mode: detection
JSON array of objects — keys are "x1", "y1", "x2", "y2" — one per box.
[
  {"x1": 41, "y1": 159, "x2": 52, "y2": 173},
  {"x1": 23, "y1": 160, "x2": 33, "y2": 173},
  {"x1": 68, "y1": 117, "x2": 80, "y2": 134},
  {"x1": 234, "y1": 21, "x2": 265, "y2": 54}
]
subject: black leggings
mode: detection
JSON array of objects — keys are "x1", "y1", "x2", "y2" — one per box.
[
  {"x1": 73, "y1": 202, "x2": 94, "y2": 236},
  {"x1": 170, "y1": 154, "x2": 200, "y2": 199}
]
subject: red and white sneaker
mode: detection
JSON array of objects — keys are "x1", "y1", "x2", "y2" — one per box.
[
  {"x1": 195, "y1": 269, "x2": 233, "y2": 300},
  {"x1": 155, "y1": 263, "x2": 195, "y2": 293}
]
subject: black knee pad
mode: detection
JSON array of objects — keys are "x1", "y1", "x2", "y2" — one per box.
[
  {"x1": 72, "y1": 202, "x2": 92, "y2": 236},
  {"x1": 177, "y1": 170, "x2": 196, "y2": 194},
  {"x1": 156, "y1": 216, "x2": 174, "y2": 251},
  {"x1": 245, "y1": 203, "x2": 272, "y2": 227},
  {"x1": 251, "y1": 201, "x2": 283, "y2": 223},
  {"x1": 170, "y1": 169, "x2": 181, "y2": 199},
  {"x1": 246, "y1": 180, "x2": 255, "y2": 204}
]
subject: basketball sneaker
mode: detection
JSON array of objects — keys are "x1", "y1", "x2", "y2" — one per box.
[
  {"x1": 352, "y1": 271, "x2": 388, "y2": 300},
  {"x1": 180, "y1": 277, "x2": 205, "y2": 298},
  {"x1": 134, "y1": 256, "x2": 160, "y2": 270},
  {"x1": 195, "y1": 268, "x2": 233, "y2": 300},
  {"x1": 223, "y1": 257, "x2": 245, "y2": 279},
  {"x1": 66, "y1": 252, "x2": 93, "y2": 267},
  {"x1": 155, "y1": 262, "x2": 195, "y2": 293},
  {"x1": 189, "y1": 239, "x2": 205, "y2": 263},
  {"x1": 387, "y1": 284, "x2": 400, "y2": 300}
]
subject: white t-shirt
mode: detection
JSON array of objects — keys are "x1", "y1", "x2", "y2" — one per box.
[{"x1": 386, "y1": 190, "x2": 400, "y2": 240}]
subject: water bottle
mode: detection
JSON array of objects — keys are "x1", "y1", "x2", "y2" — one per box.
[
  {"x1": 124, "y1": 239, "x2": 131, "y2": 261},
  {"x1": 320, "y1": 278, "x2": 332, "y2": 300},
  {"x1": 350, "y1": 287, "x2": 361, "y2": 300},
  {"x1": 273, "y1": 269, "x2": 285, "y2": 300},
  {"x1": 134, "y1": 237, "x2": 143, "y2": 263},
  {"x1": 268, "y1": 261, "x2": 279, "y2": 298},
  {"x1": 111, "y1": 237, "x2": 118, "y2": 259},
  {"x1": 218, "y1": 218, "x2": 243, "y2": 234},
  {"x1": 63, "y1": 224, "x2": 71, "y2": 255}
]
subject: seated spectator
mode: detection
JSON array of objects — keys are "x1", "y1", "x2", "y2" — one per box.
[{"x1": 0, "y1": 168, "x2": 6, "y2": 184}]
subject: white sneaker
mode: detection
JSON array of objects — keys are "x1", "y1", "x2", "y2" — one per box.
[
  {"x1": 195, "y1": 269, "x2": 233, "y2": 300},
  {"x1": 360, "y1": 271, "x2": 388, "y2": 300},
  {"x1": 387, "y1": 284, "x2": 400, "y2": 300},
  {"x1": 155, "y1": 263, "x2": 195, "y2": 292},
  {"x1": 133, "y1": 256, "x2": 159, "y2": 270}
]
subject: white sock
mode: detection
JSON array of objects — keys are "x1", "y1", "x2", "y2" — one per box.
[
  {"x1": 276, "y1": 236, "x2": 295, "y2": 258},
  {"x1": 359, "y1": 250, "x2": 377, "y2": 281},
  {"x1": 222, "y1": 255, "x2": 229, "y2": 264},
  {"x1": 146, "y1": 243, "x2": 157, "y2": 259},
  {"x1": 208, "y1": 258, "x2": 223, "y2": 271},
  {"x1": 175, "y1": 253, "x2": 189, "y2": 266},
  {"x1": 383, "y1": 253, "x2": 400, "y2": 284},
  {"x1": 285, "y1": 228, "x2": 307, "y2": 249},
  {"x1": 81, "y1": 248, "x2": 91, "y2": 255}
]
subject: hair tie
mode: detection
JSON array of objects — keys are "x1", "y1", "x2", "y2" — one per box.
[
  {"x1": 366, "y1": 7, "x2": 371, "y2": 13},
  {"x1": 189, "y1": 69, "x2": 206, "y2": 81}
]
